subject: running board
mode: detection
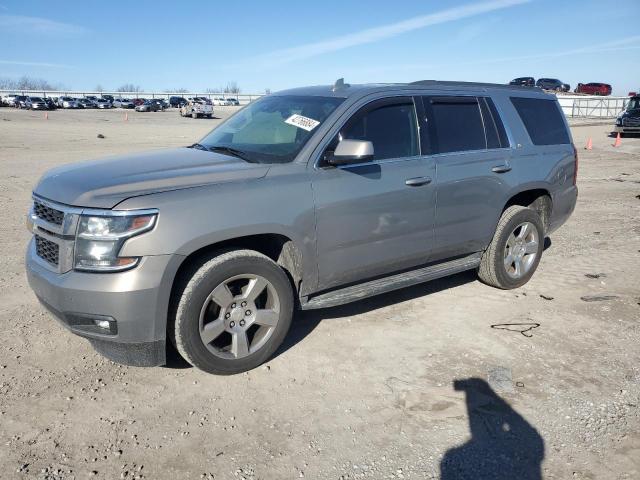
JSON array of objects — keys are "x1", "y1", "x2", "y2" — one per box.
[{"x1": 301, "y1": 253, "x2": 481, "y2": 310}]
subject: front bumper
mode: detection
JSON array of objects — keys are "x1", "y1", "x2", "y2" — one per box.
[
  {"x1": 614, "y1": 125, "x2": 640, "y2": 133},
  {"x1": 26, "y1": 238, "x2": 182, "y2": 366}
]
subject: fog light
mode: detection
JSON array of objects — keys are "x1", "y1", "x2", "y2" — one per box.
[{"x1": 94, "y1": 319, "x2": 111, "y2": 329}]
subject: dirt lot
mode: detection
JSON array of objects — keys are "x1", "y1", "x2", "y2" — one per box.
[{"x1": 0, "y1": 107, "x2": 638, "y2": 480}]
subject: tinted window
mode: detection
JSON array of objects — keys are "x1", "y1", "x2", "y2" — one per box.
[
  {"x1": 341, "y1": 101, "x2": 419, "y2": 160},
  {"x1": 510, "y1": 97, "x2": 570, "y2": 145},
  {"x1": 428, "y1": 97, "x2": 486, "y2": 153},
  {"x1": 484, "y1": 97, "x2": 509, "y2": 148}
]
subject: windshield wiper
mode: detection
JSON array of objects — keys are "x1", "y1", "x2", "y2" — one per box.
[
  {"x1": 208, "y1": 145, "x2": 258, "y2": 163},
  {"x1": 189, "y1": 143, "x2": 210, "y2": 151}
]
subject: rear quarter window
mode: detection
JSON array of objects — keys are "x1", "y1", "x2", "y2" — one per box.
[{"x1": 510, "y1": 97, "x2": 570, "y2": 146}]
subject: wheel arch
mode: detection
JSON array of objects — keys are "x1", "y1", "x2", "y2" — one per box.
[{"x1": 502, "y1": 187, "x2": 553, "y2": 234}]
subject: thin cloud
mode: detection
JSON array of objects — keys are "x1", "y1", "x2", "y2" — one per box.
[
  {"x1": 0, "y1": 59, "x2": 73, "y2": 68},
  {"x1": 353, "y1": 35, "x2": 640, "y2": 76},
  {"x1": 242, "y1": 0, "x2": 531, "y2": 67},
  {"x1": 0, "y1": 14, "x2": 87, "y2": 35}
]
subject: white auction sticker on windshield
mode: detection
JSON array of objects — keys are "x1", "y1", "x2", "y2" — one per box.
[{"x1": 285, "y1": 114, "x2": 320, "y2": 132}]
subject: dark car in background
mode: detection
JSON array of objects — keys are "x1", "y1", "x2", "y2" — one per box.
[
  {"x1": 14, "y1": 95, "x2": 28, "y2": 108},
  {"x1": 509, "y1": 77, "x2": 535, "y2": 87},
  {"x1": 614, "y1": 95, "x2": 640, "y2": 136},
  {"x1": 43, "y1": 97, "x2": 57, "y2": 110},
  {"x1": 575, "y1": 83, "x2": 612, "y2": 96},
  {"x1": 135, "y1": 100, "x2": 162, "y2": 112},
  {"x1": 536, "y1": 78, "x2": 570, "y2": 92},
  {"x1": 132, "y1": 98, "x2": 146, "y2": 106},
  {"x1": 169, "y1": 96, "x2": 187, "y2": 108},
  {"x1": 101, "y1": 94, "x2": 115, "y2": 103}
]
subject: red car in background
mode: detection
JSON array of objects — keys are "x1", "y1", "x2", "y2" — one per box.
[{"x1": 575, "y1": 83, "x2": 612, "y2": 96}]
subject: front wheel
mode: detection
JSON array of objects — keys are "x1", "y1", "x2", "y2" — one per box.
[
  {"x1": 478, "y1": 205, "x2": 544, "y2": 289},
  {"x1": 192, "y1": 111, "x2": 198, "y2": 119},
  {"x1": 171, "y1": 250, "x2": 294, "y2": 375}
]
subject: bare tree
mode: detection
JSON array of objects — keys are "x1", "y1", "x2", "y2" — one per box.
[
  {"x1": 224, "y1": 81, "x2": 240, "y2": 94},
  {"x1": 94, "y1": 84, "x2": 104, "y2": 92},
  {"x1": 264, "y1": 88, "x2": 272, "y2": 95},
  {"x1": 116, "y1": 83, "x2": 142, "y2": 93},
  {"x1": 166, "y1": 88, "x2": 188, "y2": 93}
]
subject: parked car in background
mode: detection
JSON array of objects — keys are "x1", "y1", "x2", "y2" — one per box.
[
  {"x1": 574, "y1": 83, "x2": 612, "y2": 96},
  {"x1": 25, "y1": 80, "x2": 577, "y2": 374},
  {"x1": 2, "y1": 94, "x2": 18, "y2": 106},
  {"x1": 132, "y1": 98, "x2": 146, "y2": 106},
  {"x1": 15, "y1": 95, "x2": 29, "y2": 108},
  {"x1": 509, "y1": 77, "x2": 536, "y2": 87},
  {"x1": 95, "y1": 98, "x2": 112, "y2": 109},
  {"x1": 77, "y1": 98, "x2": 95, "y2": 109},
  {"x1": 169, "y1": 96, "x2": 187, "y2": 108},
  {"x1": 101, "y1": 94, "x2": 115, "y2": 103},
  {"x1": 43, "y1": 97, "x2": 57, "y2": 110},
  {"x1": 85, "y1": 95, "x2": 99, "y2": 103},
  {"x1": 155, "y1": 99, "x2": 169, "y2": 110},
  {"x1": 536, "y1": 78, "x2": 570, "y2": 92},
  {"x1": 113, "y1": 98, "x2": 134, "y2": 108},
  {"x1": 180, "y1": 99, "x2": 213, "y2": 118},
  {"x1": 614, "y1": 95, "x2": 640, "y2": 136},
  {"x1": 59, "y1": 96, "x2": 80, "y2": 109},
  {"x1": 212, "y1": 97, "x2": 230, "y2": 106},
  {"x1": 135, "y1": 100, "x2": 162, "y2": 112},
  {"x1": 25, "y1": 97, "x2": 49, "y2": 110},
  {"x1": 226, "y1": 97, "x2": 240, "y2": 106}
]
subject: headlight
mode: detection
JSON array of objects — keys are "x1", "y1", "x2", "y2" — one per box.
[{"x1": 74, "y1": 210, "x2": 157, "y2": 272}]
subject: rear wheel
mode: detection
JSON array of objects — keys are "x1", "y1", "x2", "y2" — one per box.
[
  {"x1": 192, "y1": 111, "x2": 198, "y2": 119},
  {"x1": 171, "y1": 250, "x2": 294, "y2": 375},
  {"x1": 478, "y1": 206, "x2": 544, "y2": 289}
]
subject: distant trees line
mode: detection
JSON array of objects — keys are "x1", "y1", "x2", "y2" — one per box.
[{"x1": 0, "y1": 76, "x2": 246, "y2": 94}]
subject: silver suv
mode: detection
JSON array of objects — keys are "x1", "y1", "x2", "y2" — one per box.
[{"x1": 26, "y1": 80, "x2": 578, "y2": 374}]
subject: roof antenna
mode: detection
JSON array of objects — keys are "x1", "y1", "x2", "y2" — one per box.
[{"x1": 332, "y1": 78, "x2": 350, "y2": 92}]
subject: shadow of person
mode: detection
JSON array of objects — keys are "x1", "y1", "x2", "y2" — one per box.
[{"x1": 440, "y1": 378, "x2": 544, "y2": 480}]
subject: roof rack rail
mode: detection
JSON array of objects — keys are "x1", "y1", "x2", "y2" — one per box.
[{"x1": 409, "y1": 80, "x2": 541, "y2": 91}]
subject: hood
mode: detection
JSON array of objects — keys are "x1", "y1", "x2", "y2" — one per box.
[{"x1": 34, "y1": 147, "x2": 270, "y2": 209}]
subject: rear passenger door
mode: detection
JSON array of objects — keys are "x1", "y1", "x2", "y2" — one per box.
[{"x1": 421, "y1": 95, "x2": 518, "y2": 260}]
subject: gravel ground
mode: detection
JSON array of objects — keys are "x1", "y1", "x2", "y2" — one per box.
[{"x1": 0, "y1": 107, "x2": 638, "y2": 480}]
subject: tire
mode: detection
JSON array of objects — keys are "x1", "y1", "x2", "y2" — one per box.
[
  {"x1": 171, "y1": 250, "x2": 294, "y2": 375},
  {"x1": 478, "y1": 205, "x2": 544, "y2": 289},
  {"x1": 206, "y1": 114, "x2": 212, "y2": 119},
  {"x1": 192, "y1": 111, "x2": 198, "y2": 119}
]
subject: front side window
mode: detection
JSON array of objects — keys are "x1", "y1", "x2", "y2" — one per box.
[
  {"x1": 427, "y1": 97, "x2": 486, "y2": 153},
  {"x1": 339, "y1": 100, "x2": 419, "y2": 160},
  {"x1": 201, "y1": 95, "x2": 343, "y2": 164}
]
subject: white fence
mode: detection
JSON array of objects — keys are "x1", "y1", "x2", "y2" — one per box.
[
  {"x1": 0, "y1": 90, "x2": 264, "y2": 105},
  {"x1": 1, "y1": 89, "x2": 631, "y2": 118},
  {"x1": 556, "y1": 94, "x2": 629, "y2": 118}
]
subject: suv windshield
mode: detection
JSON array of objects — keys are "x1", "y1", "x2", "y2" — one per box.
[
  {"x1": 201, "y1": 95, "x2": 343, "y2": 164},
  {"x1": 626, "y1": 98, "x2": 640, "y2": 111}
]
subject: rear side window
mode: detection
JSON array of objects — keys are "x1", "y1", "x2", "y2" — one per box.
[
  {"x1": 428, "y1": 97, "x2": 486, "y2": 153},
  {"x1": 510, "y1": 97, "x2": 570, "y2": 145},
  {"x1": 483, "y1": 97, "x2": 509, "y2": 148}
]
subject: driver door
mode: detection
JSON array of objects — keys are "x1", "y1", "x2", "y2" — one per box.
[{"x1": 311, "y1": 96, "x2": 436, "y2": 291}]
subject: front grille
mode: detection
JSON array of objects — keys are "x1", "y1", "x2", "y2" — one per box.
[
  {"x1": 35, "y1": 235, "x2": 60, "y2": 266},
  {"x1": 623, "y1": 117, "x2": 640, "y2": 127},
  {"x1": 34, "y1": 201, "x2": 64, "y2": 225}
]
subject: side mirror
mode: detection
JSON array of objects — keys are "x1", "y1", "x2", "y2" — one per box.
[{"x1": 326, "y1": 139, "x2": 374, "y2": 166}]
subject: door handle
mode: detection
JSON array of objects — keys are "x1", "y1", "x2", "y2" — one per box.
[
  {"x1": 405, "y1": 176, "x2": 432, "y2": 187},
  {"x1": 491, "y1": 165, "x2": 512, "y2": 173}
]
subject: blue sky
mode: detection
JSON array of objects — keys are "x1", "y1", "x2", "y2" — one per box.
[{"x1": 1, "y1": 0, "x2": 639, "y2": 94}]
